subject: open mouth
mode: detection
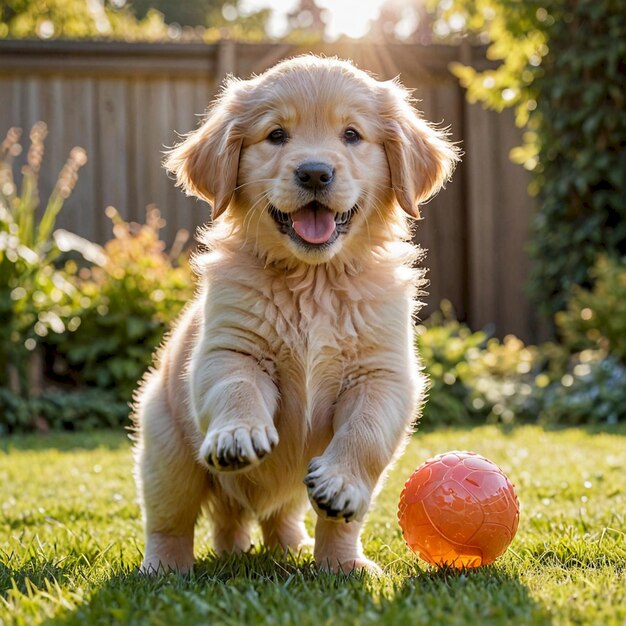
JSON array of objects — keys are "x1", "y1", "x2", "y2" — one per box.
[{"x1": 268, "y1": 201, "x2": 357, "y2": 248}]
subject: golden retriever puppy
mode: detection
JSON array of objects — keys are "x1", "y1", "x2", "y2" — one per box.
[{"x1": 133, "y1": 54, "x2": 459, "y2": 574}]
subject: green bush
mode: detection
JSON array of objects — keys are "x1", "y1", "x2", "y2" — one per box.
[
  {"x1": 417, "y1": 302, "x2": 541, "y2": 425},
  {"x1": 461, "y1": 335, "x2": 542, "y2": 425},
  {"x1": 0, "y1": 122, "x2": 143, "y2": 433},
  {"x1": 46, "y1": 207, "x2": 194, "y2": 403},
  {"x1": 0, "y1": 0, "x2": 169, "y2": 40},
  {"x1": 533, "y1": 351, "x2": 626, "y2": 426},
  {"x1": 0, "y1": 122, "x2": 194, "y2": 433},
  {"x1": 1, "y1": 0, "x2": 271, "y2": 43},
  {"x1": 416, "y1": 302, "x2": 489, "y2": 424},
  {"x1": 527, "y1": 0, "x2": 626, "y2": 316},
  {"x1": 448, "y1": 0, "x2": 626, "y2": 318},
  {"x1": 0, "y1": 387, "x2": 128, "y2": 435},
  {"x1": 0, "y1": 123, "x2": 87, "y2": 400},
  {"x1": 555, "y1": 255, "x2": 626, "y2": 363},
  {"x1": 417, "y1": 303, "x2": 626, "y2": 427}
]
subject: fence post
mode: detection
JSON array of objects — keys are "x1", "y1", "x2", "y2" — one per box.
[{"x1": 215, "y1": 38, "x2": 237, "y2": 89}]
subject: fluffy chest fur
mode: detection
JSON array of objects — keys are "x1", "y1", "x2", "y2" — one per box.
[{"x1": 193, "y1": 245, "x2": 422, "y2": 451}]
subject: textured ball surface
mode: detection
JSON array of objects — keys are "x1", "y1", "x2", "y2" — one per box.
[{"x1": 398, "y1": 451, "x2": 519, "y2": 568}]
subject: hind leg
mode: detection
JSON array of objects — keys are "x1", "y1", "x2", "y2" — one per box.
[
  {"x1": 260, "y1": 500, "x2": 312, "y2": 552},
  {"x1": 209, "y1": 495, "x2": 254, "y2": 555},
  {"x1": 135, "y1": 375, "x2": 207, "y2": 574}
]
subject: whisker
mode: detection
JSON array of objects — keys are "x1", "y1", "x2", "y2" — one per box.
[
  {"x1": 352, "y1": 179, "x2": 394, "y2": 190},
  {"x1": 362, "y1": 189, "x2": 397, "y2": 243},
  {"x1": 240, "y1": 192, "x2": 271, "y2": 248},
  {"x1": 242, "y1": 192, "x2": 269, "y2": 229},
  {"x1": 370, "y1": 194, "x2": 393, "y2": 231},
  {"x1": 245, "y1": 190, "x2": 271, "y2": 221},
  {"x1": 232, "y1": 178, "x2": 278, "y2": 192},
  {"x1": 246, "y1": 196, "x2": 271, "y2": 239},
  {"x1": 357, "y1": 197, "x2": 373, "y2": 246},
  {"x1": 351, "y1": 180, "x2": 403, "y2": 197},
  {"x1": 253, "y1": 199, "x2": 268, "y2": 257},
  {"x1": 352, "y1": 179, "x2": 415, "y2": 196}
]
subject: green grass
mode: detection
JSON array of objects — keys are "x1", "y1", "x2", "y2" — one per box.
[{"x1": 1, "y1": 425, "x2": 625, "y2": 626}]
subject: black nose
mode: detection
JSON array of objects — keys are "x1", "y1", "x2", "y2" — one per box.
[{"x1": 295, "y1": 161, "x2": 335, "y2": 191}]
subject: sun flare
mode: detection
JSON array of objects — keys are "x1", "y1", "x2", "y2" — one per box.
[
  {"x1": 240, "y1": 0, "x2": 394, "y2": 40},
  {"x1": 316, "y1": 0, "x2": 390, "y2": 39}
]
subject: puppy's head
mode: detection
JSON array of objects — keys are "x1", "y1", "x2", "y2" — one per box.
[{"x1": 165, "y1": 56, "x2": 459, "y2": 265}]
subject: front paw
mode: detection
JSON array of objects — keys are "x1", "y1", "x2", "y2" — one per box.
[
  {"x1": 304, "y1": 458, "x2": 370, "y2": 522},
  {"x1": 200, "y1": 424, "x2": 278, "y2": 472}
]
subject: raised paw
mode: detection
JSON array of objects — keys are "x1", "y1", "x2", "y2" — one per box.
[
  {"x1": 304, "y1": 457, "x2": 370, "y2": 523},
  {"x1": 200, "y1": 424, "x2": 278, "y2": 472}
]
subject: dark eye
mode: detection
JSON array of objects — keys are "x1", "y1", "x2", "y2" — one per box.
[
  {"x1": 343, "y1": 128, "x2": 361, "y2": 144},
  {"x1": 267, "y1": 128, "x2": 288, "y2": 145}
]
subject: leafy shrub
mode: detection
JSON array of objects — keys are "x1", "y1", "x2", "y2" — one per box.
[
  {"x1": 1, "y1": 0, "x2": 271, "y2": 43},
  {"x1": 417, "y1": 303, "x2": 625, "y2": 427},
  {"x1": 0, "y1": 123, "x2": 87, "y2": 400},
  {"x1": 461, "y1": 335, "x2": 541, "y2": 425},
  {"x1": 0, "y1": 121, "x2": 194, "y2": 432},
  {"x1": 417, "y1": 301, "x2": 541, "y2": 425},
  {"x1": 416, "y1": 302, "x2": 489, "y2": 424},
  {"x1": 1, "y1": 0, "x2": 169, "y2": 40},
  {"x1": 46, "y1": 206, "x2": 194, "y2": 403},
  {"x1": 0, "y1": 387, "x2": 128, "y2": 435},
  {"x1": 555, "y1": 255, "x2": 626, "y2": 363},
  {"x1": 535, "y1": 351, "x2": 626, "y2": 426},
  {"x1": 527, "y1": 0, "x2": 626, "y2": 317},
  {"x1": 448, "y1": 0, "x2": 626, "y2": 318}
]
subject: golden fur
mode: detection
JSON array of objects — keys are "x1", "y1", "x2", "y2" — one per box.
[{"x1": 133, "y1": 55, "x2": 459, "y2": 574}]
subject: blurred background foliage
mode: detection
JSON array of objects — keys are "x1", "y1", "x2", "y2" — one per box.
[
  {"x1": 0, "y1": 0, "x2": 272, "y2": 41},
  {"x1": 1, "y1": 125, "x2": 192, "y2": 432},
  {"x1": 0, "y1": 123, "x2": 87, "y2": 405},
  {"x1": 417, "y1": 297, "x2": 626, "y2": 429},
  {"x1": 45, "y1": 206, "x2": 192, "y2": 402},
  {"x1": 447, "y1": 0, "x2": 626, "y2": 319},
  {"x1": 0, "y1": 0, "x2": 478, "y2": 43},
  {"x1": 1, "y1": 0, "x2": 625, "y2": 432},
  {"x1": 0, "y1": 0, "x2": 170, "y2": 40}
]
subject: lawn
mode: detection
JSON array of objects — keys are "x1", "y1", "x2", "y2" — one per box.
[{"x1": 1, "y1": 425, "x2": 624, "y2": 626}]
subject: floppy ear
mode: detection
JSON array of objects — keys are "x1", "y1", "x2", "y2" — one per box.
[
  {"x1": 163, "y1": 86, "x2": 244, "y2": 220},
  {"x1": 383, "y1": 89, "x2": 460, "y2": 219}
]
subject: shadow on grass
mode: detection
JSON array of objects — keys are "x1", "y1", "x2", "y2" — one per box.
[
  {"x1": 28, "y1": 550, "x2": 552, "y2": 626},
  {"x1": 383, "y1": 564, "x2": 552, "y2": 625}
]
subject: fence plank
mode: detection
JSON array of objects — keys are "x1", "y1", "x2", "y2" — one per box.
[
  {"x1": 418, "y1": 79, "x2": 467, "y2": 320},
  {"x1": 494, "y1": 109, "x2": 534, "y2": 340},
  {"x1": 95, "y1": 78, "x2": 129, "y2": 240},
  {"x1": 466, "y1": 102, "x2": 498, "y2": 333},
  {"x1": 170, "y1": 79, "x2": 199, "y2": 234},
  {"x1": 56, "y1": 78, "x2": 97, "y2": 236}
]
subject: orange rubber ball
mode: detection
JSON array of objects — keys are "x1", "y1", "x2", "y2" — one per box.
[{"x1": 398, "y1": 451, "x2": 519, "y2": 568}]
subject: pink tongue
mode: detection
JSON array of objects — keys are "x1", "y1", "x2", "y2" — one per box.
[{"x1": 291, "y1": 205, "x2": 336, "y2": 244}]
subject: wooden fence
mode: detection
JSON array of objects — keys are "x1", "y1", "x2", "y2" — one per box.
[{"x1": 0, "y1": 39, "x2": 538, "y2": 340}]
